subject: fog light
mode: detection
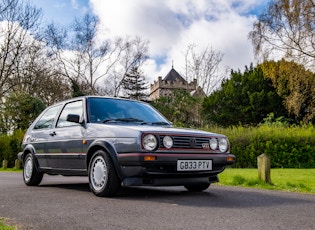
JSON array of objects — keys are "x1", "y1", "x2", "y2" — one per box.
[{"x1": 144, "y1": 156, "x2": 157, "y2": 161}]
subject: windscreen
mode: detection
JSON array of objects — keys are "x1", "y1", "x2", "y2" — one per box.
[{"x1": 88, "y1": 97, "x2": 170, "y2": 125}]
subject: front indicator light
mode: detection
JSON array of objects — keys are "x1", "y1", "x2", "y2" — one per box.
[
  {"x1": 144, "y1": 156, "x2": 157, "y2": 161},
  {"x1": 227, "y1": 156, "x2": 235, "y2": 162}
]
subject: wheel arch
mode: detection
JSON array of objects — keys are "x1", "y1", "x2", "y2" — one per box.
[
  {"x1": 86, "y1": 140, "x2": 124, "y2": 180},
  {"x1": 20, "y1": 145, "x2": 37, "y2": 162},
  {"x1": 24, "y1": 147, "x2": 42, "y2": 174}
]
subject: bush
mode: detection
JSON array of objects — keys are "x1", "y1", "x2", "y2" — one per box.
[
  {"x1": 2, "y1": 124, "x2": 315, "y2": 169},
  {"x1": 0, "y1": 130, "x2": 25, "y2": 168},
  {"x1": 204, "y1": 124, "x2": 315, "y2": 168}
]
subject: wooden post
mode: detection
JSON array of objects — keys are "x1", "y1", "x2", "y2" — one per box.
[
  {"x1": 257, "y1": 154, "x2": 271, "y2": 184},
  {"x1": 15, "y1": 159, "x2": 21, "y2": 169},
  {"x1": 2, "y1": 159, "x2": 8, "y2": 169}
]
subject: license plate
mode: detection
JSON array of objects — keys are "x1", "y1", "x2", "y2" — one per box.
[{"x1": 177, "y1": 160, "x2": 212, "y2": 171}]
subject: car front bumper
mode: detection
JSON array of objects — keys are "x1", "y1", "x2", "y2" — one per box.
[
  {"x1": 118, "y1": 152, "x2": 235, "y2": 186},
  {"x1": 17, "y1": 152, "x2": 23, "y2": 161}
]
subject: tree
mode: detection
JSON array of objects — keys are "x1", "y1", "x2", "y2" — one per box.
[
  {"x1": 184, "y1": 44, "x2": 224, "y2": 95},
  {"x1": 45, "y1": 15, "x2": 149, "y2": 97},
  {"x1": 261, "y1": 59, "x2": 315, "y2": 122},
  {"x1": 0, "y1": 0, "x2": 69, "y2": 105},
  {"x1": 249, "y1": 0, "x2": 315, "y2": 68},
  {"x1": 122, "y1": 67, "x2": 148, "y2": 100},
  {"x1": 45, "y1": 14, "x2": 112, "y2": 95},
  {"x1": 0, "y1": 0, "x2": 42, "y2": 97},
  {"x1": 102, "y1": 36, "x2": 149, "y2": 97},
  {"x1": 0, "y1": 92, "x2": 45, "y2": 133},
  {"x1": 12, "y1": 37, "x2": 71, "y2": 105},
  {"x1": 202, "y1": 64, "x2": 287, "y2": 126},
  {"x1": 152, "y1": 89, "x2": 203, "y2": 127}
]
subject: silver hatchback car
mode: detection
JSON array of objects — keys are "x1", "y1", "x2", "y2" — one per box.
[{"x1": 18, "y1": 96, "x2": 235, "y2": 196}]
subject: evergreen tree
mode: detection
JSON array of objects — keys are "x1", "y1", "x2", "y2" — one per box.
[
  {"x1": 202, "y1": 64, "x2": 287, "y2": 126},
  {"x1": 0, "y1": 92, "x2": 45, "y2": 134},
  {"x1": 71, "y1": 79, "x2": 86, "y2": 97},
  {"x1": 122, "y1": 67, "x2": 148, "y2": 100}
]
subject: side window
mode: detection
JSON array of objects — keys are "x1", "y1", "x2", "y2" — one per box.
[
  {"x1": 57, "y1": 100, "x2": 83, "y2": 128},
  {"x1": 34, "y1": 105, "x2": 61, "y2": 130}
]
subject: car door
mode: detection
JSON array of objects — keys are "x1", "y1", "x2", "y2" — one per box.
[
  {"x1": 46, "y1": 99, "x2": 86, "y2": 172},
  {"x1": 30, "y1": 104, "x2": 63, "y2": 169}
]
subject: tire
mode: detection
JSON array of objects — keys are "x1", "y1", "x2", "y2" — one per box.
[
  {"x1": 88, "y1": 150, "x2": 121, "y2": 197},
  {"x1": 23, "y1": 153, "x2": 43, "y2": 186},
  {"x1": 184, "y1": 183, "x2": 210, "y2": 192}
]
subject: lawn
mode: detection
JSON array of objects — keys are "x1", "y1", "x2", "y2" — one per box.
[
  {"x1": 218, "y1": 168, "x2": 315, "y2": 194},
  {"x1": 0, "y1": 218, "x2": 15, "y2": 230}
]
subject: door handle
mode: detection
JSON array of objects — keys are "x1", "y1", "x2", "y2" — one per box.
[{"x1": 49, "y1": 131, "x2": 56, "y2": 136}]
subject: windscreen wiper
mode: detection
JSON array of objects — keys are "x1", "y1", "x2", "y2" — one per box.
[
  {"x1": 141, "y1": 121, "x2": 171, "y2": 126},
  {"x1": 103, "y1": 118, "x2": 144, "y2": 123}
]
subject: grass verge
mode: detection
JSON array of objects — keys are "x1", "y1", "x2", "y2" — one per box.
[
  {"x1": 0, "y1": 168, "x2": 22, "y2": 172},
  {"x1": 218, "y1": 168, "x2": 315, "y2": 194},
  {"x1": 0, "y1": 218, "x2": 16, "y2": 230}
]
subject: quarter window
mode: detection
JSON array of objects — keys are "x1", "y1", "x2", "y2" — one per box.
[
  {"x1": 34, "y1": 105, "x2": 62, "y2": 129},
  {"x1": 57, "y1": 100, "x2": 83, "y2": 128}
]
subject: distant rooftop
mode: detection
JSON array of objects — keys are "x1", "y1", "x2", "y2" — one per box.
[{"x1": 163, "y1": 67, "x2": 186, "y2": 84}]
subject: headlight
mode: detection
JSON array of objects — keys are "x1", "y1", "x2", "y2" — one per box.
[
  {"x1": 143, "y1": 134, "x2": 158, "y2": 151},
  {"x1": 209, "y1": 138, "x2": 218, "y2": 150},
  {"x1": 219, "y1": 138, "x2": 228, "y2": 152},
  {"x1": 163, "y1": 136, "x2": 173, "y2": 149}
]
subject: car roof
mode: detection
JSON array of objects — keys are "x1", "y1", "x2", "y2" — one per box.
[{"x1": 54, "y1": 96, "x2": 144, "y2": 105}]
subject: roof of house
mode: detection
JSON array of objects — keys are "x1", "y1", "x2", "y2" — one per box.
[{"x1": 163, "y1": 67, "x2": 187, "y2": 84}]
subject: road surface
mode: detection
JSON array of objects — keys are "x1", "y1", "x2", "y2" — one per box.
[{"x1": 0, "y1": 172, "x2": 314, "y2": 230}]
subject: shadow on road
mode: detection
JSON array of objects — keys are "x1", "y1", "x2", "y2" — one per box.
[{"x1": 37, "y1": 177, "x2": 314, "y2": 209}]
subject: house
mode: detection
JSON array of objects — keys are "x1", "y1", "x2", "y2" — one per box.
[{"x1": 149, "y1": 67, "x2": 204, "y2": 100}]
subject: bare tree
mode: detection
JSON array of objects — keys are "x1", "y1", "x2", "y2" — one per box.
[
  {"x1": 249, "y1": 0, "x2": 315, "y2": 69},
  {"x1": 0, "y1": 0, "x2": 42, "y2": 97},
  {"x1": 110, "y1": 36, "x2": 148, "y2": 97},
  {"x1": 45, "y1": 14, "x2": 149, "y2": 97},
  {"x1": 0, "y1": 0, "x2": 14, "y2": 14},
  {"x1": 184, "y1": 44, "x2": 223, "y2": 95},
  {"x1": 15, "y1": 40, "x2": 71, "y2": 105},
  {"x1": 45, "y1": 15, "x2": 112, "y2": 95}
]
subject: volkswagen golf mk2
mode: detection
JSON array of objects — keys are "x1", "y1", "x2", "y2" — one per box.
[{"x1": 18, "y1": 96, "x2": 235, "y2": 197}]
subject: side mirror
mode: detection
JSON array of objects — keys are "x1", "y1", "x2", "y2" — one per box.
[{"x1": 66, "y1": 114, "x2": 80, "y2": 123}]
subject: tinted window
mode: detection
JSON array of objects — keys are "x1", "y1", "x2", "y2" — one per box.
[
  {"x1": 34, "y1": 105, "x2": 62, "y2": 129},
  {"x1": 57, "y1": 100, "x2": 83, "y2": 128}
]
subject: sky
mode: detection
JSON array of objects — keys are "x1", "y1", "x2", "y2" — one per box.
[{"x1": 31, "y1": 0, "x2": 269, "y2": 84}]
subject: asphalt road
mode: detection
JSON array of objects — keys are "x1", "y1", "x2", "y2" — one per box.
[{"x1": 1, "y1": 172, "x2": 315, "y2": 230}]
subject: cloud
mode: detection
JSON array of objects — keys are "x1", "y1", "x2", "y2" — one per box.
[
  {"x1": 90, "y1": 0, "x2": 264, "y2": 83},
  {"x1": 71, "y1": 0, "x2": 79, "y2": 9}
]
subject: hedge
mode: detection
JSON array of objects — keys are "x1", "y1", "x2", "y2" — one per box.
[
  {"x1": 205, "y1": 124, "x2": 315, "y2": 168},
  {"x1": 1, "y1": 125, "x2": 315, "y2": 169},
  {"x1": 0, "y1": 130, "x2": 25, "y2": 168}
]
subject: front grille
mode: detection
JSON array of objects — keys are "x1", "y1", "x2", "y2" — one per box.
[{"x1": 159, "y1": 135, "x2": 211, "y2": 149}]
